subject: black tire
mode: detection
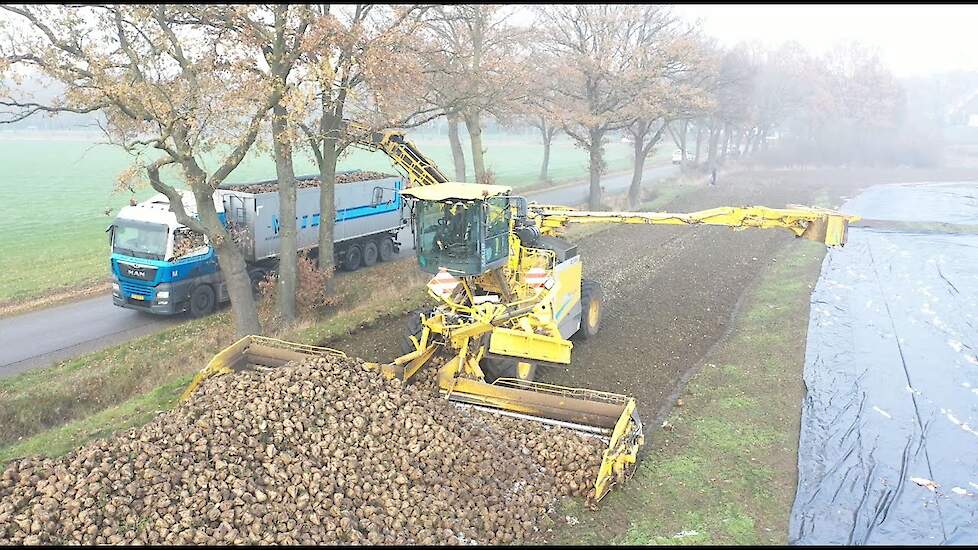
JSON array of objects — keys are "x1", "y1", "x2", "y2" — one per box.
[
  {"x1": 482, "y1": 356, "x2": 537, "y2": 383},
  {"x1": 188, "y1": 284, "x2": 216, "y2": 318},
  {"x1": 342, "y1": 245, "x2": 363, "y2": 272},
  {"x1": 576, "y1": 279, "x2": 603, "y2": 340},
  {"x1": 378, "y1": 237, "x2": 395, "y2": 262},
  {"x1": 400, "y1": 309, "x2": 427, "y2": 355},
  {"x1": 247, "y1": 267, "x2": 268, "y2": 298},
  {"x1": 362, "y1": 240, "x2": 379, "y2": 267}
]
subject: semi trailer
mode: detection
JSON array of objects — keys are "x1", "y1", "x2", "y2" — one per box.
[{"x1": 108, "y1": 172, "x2": 406, "y2": 317}]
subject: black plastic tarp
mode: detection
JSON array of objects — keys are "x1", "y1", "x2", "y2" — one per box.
[{"x1": 789, "y1": 182, "x2": 978, "y2": 545}]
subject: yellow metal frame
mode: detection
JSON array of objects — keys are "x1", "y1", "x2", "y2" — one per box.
[
  {"x1": 488, "y1": 327, "x2": 572, "y2": 364},
  {"x1": 440, "y1": 376, "x2": 644, "y2": 503},
  {"x1": 180, "y1": 336, "x2": 346, "y2": 400},
  {"x1": 343, "y1": 120, "x2": 450, "y2": 188},
  {"x1": 533, "y1": 205, "x2": 861, "y2": 246}
]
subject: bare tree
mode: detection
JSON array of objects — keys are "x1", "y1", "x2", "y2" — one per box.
[
  {"x1": 536, "y1": 5, "x2": 667, "y2": 209},
  {"x1": 517, "y1": 43, "x2": 563, "y2": 182},
  {"x1": 297, "y1": 4, "x2": 430, "y2": 271},
  {"x1": 0, "y1": 4, "x2": 282, "y2": 336},
  {"x1": 622, "y1": 18, "x2": 712, "y2": 207},
  {"x1": 259, "y1": 6, "x2": 312, "y2": 323},
  {"x1": 423, "y1": 5, "x2": 530, "y2": 184},
  {"x1": 198, "y1": 5, "x2": 315, "y2": 323}
]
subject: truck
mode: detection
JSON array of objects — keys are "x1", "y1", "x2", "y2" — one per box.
[{"x1": 108, "y1": 171, "x2": 406, "y2": 317}]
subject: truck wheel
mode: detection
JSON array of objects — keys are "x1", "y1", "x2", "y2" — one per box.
[
  {"x1": 482, "y1": 356, "x2": 537, "y2": 383},
  {"x1": 576, "y1": 279, "x2": 603, "y2": 340},
  {"x1": 189, "y1": 284, "x2": 216, "y2": 318},
  {"x1": 362, "y1": 241, "x2": 379, "y2": 267},
  {"x1": 378, "y1": 237, "x2": 395, "y2": 262},
  {"x1": 342, "y1": 245, "x2": 363, "y2": 272}
]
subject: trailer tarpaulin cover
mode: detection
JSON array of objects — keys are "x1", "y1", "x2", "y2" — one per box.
[{"x1": 789, "y1": 182, "x2": 978, "y2": 545}]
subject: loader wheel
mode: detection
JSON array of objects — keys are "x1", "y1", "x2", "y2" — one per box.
[
  {"x1": 577, "y1": 279, "x2": 603, "y2": 340},
  {"x1": 342, "y1": 245, "x2": 363, "y2": 271},
  {"x1": 400, "y1": 308, "x2": 427, "y2": 355},
  {"x1": 482, "y1": 356, "x2": 537, "y2": 383},
  {"x1": 378, "y1": 237, "x2": 395, "y2": 262},
  {"x1": 189, "y1": 284, "x2": 216, "y2": 318},
  {"x1": 362, "y1": 241, "x2": 379, "y2": 267}
]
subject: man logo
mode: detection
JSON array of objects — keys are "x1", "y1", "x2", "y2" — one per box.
[{"x1": 126, "y1": 266, "x2": 146, "y2": 278}]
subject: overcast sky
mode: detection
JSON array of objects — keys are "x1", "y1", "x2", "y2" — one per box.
[
  {"x1": 668, "y1": 4, "x2": 978, "y2": 78},
  {"x1": 514, "y1": 4, "x2": 978, "y2": 79}
]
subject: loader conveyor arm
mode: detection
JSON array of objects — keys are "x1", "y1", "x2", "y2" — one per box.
[
  {"x1": 531, "y1": 204, "x2": 862, "y2": 247},
  {"x1": 341, "y1": 119, "x2": 450, "y2": 188}
]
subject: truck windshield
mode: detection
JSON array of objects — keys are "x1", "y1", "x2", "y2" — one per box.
[{"x1": 112, "y1": 219, "x2": 168, "y2": 261}]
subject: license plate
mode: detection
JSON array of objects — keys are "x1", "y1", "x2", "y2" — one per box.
[{"x1": 131, "y1": 295, "x2": 145, "y2": 301}]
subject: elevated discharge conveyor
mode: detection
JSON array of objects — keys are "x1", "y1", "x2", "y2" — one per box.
[
  {"x1": 531, "y1": 204, "x2": 860, "y2": 246},
  {"x1": 341, "y1": 119, "x2": 449, "y2": 188}
]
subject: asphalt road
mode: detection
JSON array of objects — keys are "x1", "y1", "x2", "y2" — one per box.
[{"x1": 0, "y1": 164, "x2": 678, "y2": 377}]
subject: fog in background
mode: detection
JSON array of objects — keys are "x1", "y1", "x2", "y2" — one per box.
[{"x1": 4, "y1": 4, "x2": 978, "y2": 169}]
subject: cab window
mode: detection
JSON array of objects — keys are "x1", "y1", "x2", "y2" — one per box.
[{"x1": 484, "y1": 196, "x2": 510, "y2": 265}]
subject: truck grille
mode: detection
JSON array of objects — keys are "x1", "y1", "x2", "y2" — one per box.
[
  {"x1": 117, "y1": 262, "x2": 158, "y2": 282},
  {"x1": 120, "y1": 280, "x2": 156, "y2": 300}
]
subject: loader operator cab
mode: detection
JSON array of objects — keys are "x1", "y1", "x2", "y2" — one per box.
[{"x1": 402, "y1": 183, "x2": 513, "y2": 276}]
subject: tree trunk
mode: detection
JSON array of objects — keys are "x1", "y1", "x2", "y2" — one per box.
[
  {"x1": 707, "y1": 120, "x2": 721, "y2": 168},
  {"x1": 679, "y1": 119, "x2": 688, "y2": 161},
  {"x1": 539, "y1": 124, "x2": 552, "y2": 182},
  {"x1": 732, "y1": 129, "x2": 744, "y2": 157},
  {"x1": 463, "y1": 110, "x2": 487, "y2": 183},
  {"x1": 192, "y1": 186, "x2": 261, "y2": 336},
  {"x1": 587, "y1": 128, "x2": 604, "y2": 210},
  {"x1": 628, "y1": 141, "x2": 646, "y2": 209},
  {"x1": 720, "y1": 124, "x2": 730, "y2": 162},
  {"x1": 628, "y1": 122, "x2": 665, "y2": 208},
  {"x1": 694, "y1": 124, "x2": 704, "y2": 164},
  {"x1": 214, "y1": 239, "x2": 262, "y2": 336},
  {"x1": 447, "y1": 112, "x2": 466, "y2": 181},
  {"x1": 271, "y1": 103, "x2": 297, "y2": 323},
  {"x1": 317, "y1": 135, "x2": 338, "y2": 270}
]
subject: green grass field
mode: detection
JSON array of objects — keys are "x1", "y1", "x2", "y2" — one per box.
[{"x1": 0, "y1": 131, "x2": 657, "y2": 304}]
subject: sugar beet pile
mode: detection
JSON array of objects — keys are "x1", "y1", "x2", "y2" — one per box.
[
  {"x1": 0, "y1": 354, "x2": 604, "y2": 545},
  {"x1": 224, "y1": 171, "x2": 396, "y2": 194}
]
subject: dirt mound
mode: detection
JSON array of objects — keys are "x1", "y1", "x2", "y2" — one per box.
[
  {"x1": 0, "y1": 354, "x2": 602, "y2": 545},
  {"x1": 225, "y1": 171, "x2": 397, "y2": 194}
]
